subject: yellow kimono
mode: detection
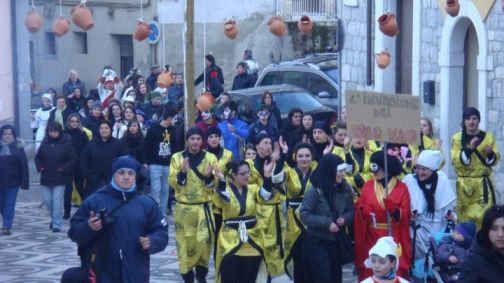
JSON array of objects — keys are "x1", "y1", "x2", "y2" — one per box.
[
  {"x1": 346, "y1": 146, "x2": 374, "y2": 197},
  {"x1": 247, "y1": 158, "x2": 285, "y2": 276},
  {"x1": 332, "y1": 145, "x2": 358, "y2": 176},
  {"x1": 214, "y1": 183, "x2": 271, "y2": 283},
  {"x1": 210, "y1": 148, "x2": 234, "y2": 215},
  {"x1": 411, "y1": 134, "x2": 445, "y2": 169},
  {"x1": 367, "y1": 140, "x2": 383, "y2": 152},
  {"x1": 282, "y1": 161, "x2": 317, "y2": 278},
  {"x1": 451, "y1": 131, "x2": 500, "y2": 228},
  {"x1": 168, "y1": 150, "x2": 218, "y2": 274}
]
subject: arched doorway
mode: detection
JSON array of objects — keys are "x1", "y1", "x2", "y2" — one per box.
[{"x1": 439, "y1": 2, "x2": 489, "y2": 178}]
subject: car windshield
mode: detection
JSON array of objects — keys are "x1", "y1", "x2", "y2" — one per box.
[
  {"x1": 322, "y1": 68, "x2": 339, "y2": 83},
  {"x1": 252, "y1": 91, "x2": 323, "y2": 114}
]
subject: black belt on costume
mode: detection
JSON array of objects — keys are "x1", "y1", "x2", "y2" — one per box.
[
  {"x1": 224, "y1": 216, "x2": 257, "y2": 230},
  {"x1": 175, "y1": 199, "x2": 215, "y2": 241},
  {"x1": 286, "y1": 197, "x2": 303, "y2": 209}
]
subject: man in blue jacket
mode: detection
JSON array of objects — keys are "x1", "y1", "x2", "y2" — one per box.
[
  {"x1": 68, "y1": 155, "x2": 168, "y2": 283},
  {"x1": 217, "y1": 100, "x2": 249, "y2": 159}
]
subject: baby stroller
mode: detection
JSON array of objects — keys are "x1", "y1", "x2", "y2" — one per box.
[{"x1": 410, "y1": 212, "x2": 455, "y2": 283}]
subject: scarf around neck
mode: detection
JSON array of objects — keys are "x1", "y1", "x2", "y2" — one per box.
[
  {"x1": 0, "y1": 140, "x2": 14, "y2": 156},
  {"x1": 55, "y1": 107, "x2": 66, "y2": 129}
]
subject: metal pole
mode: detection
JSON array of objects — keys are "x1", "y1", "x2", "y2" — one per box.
[
  {"x1": 337, "y1": 0, "x2": 342, "y2": 118},
  {"x1": 183, "y1": 0, "x2": 195, "y2": 132},
  {"x1": 383, "y1": 142, "x2": 391, "y2": 236}
]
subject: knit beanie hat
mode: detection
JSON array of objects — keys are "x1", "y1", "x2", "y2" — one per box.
[
  {"x1": 254, "y1": 132, "x2": 272, "y2": 146},
  {"x1": 205, "y1": 127, "x2": 221, "y2": 140},
  {"x1": 112, "y1": 155, "x2": 140, "y2": 176},
  {"x1": 454, "y1": 221, "x2": 477, "y2": 244},
  {"x1": 462, "y1": 107, "x2": 480, "y2": 121},
  {"x1": 42, "y1": 93, "x2": 53, "y2": 105},
  {"x1": 186, "y1": 127, "x2": 203, "y2": 140},
  {"x1": 313, "y1": 121, "x2": 331, "y2": 136},
  {"x1": 416, "y1": 150, "x2": 443, "y2": 171}
]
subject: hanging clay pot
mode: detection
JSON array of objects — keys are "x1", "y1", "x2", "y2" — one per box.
[
  {"x1": 71, "y1": 3, "x2": 94, "y2": 31},
  {"x1": 157, "y1": 71, "x2": 173, "y2": 88},
  {"x1": 52, "y1": 16, "x2": 70, "y2": 37},
  {"x1": 196, "y1": 92, "x2": 216, "y2": 112},
  {"x1": 445, "y1": 0, "x2": 460, "y2": 17},
  {"x1": 224, "y1": 19, "x2": 238, "y2": 39},
  {"x1": 298, "y1": 15, "x2": 313, "y2": 34},
  {"x1": 378, "y1": 12, "x2": 398, "y2": 37},
  {"x1": 134, "y1": 20, "x2": 151, "y2": 41},
  {"x1": 376, "y1": 51, "x2": 391, "y2": 69},
  {"x1": 25, "y1": 8, "x2": 43, "y2": 33},
  {"x1": 268, "y1": 15, "x2": 286, "y2": 37}
]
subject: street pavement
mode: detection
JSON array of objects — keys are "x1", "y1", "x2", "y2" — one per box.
[{"x1": 0, "y1": 187, "x2": 357, "y2": 283}]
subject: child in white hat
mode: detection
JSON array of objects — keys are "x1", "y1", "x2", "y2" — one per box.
[{"x1": 361, "y1": 236, "x2": 410, "y2": 283}]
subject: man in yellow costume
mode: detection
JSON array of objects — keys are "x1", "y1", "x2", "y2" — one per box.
[
  {"x1": 451, "y1": 107, "x2": 500, "y2": 227},
  {"x1": 169, "y1": 127, "x2": 218, "y2": 283}
]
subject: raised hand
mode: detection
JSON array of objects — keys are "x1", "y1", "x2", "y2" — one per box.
[
  {"x1": 182, "y1": 157, "x2": 190, "y2": 173},
  {"x1": 271, "y1": 142, "x2": 281, "y2": 162},
  {"x1": 323, "y1": 139, "x2": 334, "y2": 155},
  {"x1": 469, "y1": 137, "x2": 479, "y2": 150},
  {"x1": 214, "y1": 165, "x2": 225, "y2": 181},
  {"x1": 343, "y1": 137, "x2": 351, "y2": 152},
  {"x1": 435, "y1": 139, "x2": 443, "y2": 150},
  {"x1": 263, "y1": 159, "x2": 275, "y2": 178},
  {"x1": 204, "y1": 163, "x2": 213, "y2": 178},
  {"x1": 278, "y1": 136, "x2": 289, "y2": 154}
]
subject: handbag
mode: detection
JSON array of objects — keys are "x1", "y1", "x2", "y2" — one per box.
[{"x1": 319, "y1": 190, "x2": 355, "y2": 265}]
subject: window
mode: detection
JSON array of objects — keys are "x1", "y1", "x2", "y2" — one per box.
[
  {"x1": 45, "y1": 32, "x2": 56, "y2": 55},
  {"x1": 281, "y1": 71, "x2": 307, "y2": 89},
  {"x1": 307, "y1": 73, "x2": 337, "y2": 97},
  {"x1": 74, "y1": 32, "x2": 88, "y2": 54},
  {"x1": 259, "y1": 72, "x2": 279, "y2": 86}
]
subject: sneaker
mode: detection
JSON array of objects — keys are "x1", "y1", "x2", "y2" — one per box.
[
  {"x1": 63, "y1": 213, "x2": 71, "y2": 220},
  {"x1": 52, "y1": 228, "x2": 61, "y2": 233}
]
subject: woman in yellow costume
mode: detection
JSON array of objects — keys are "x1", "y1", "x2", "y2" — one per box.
[
  {"x1": 204, "y1": 127, "x2": 234, "y2": 258},
  {"x1": 282, "y1": 143, "x2": 317, "y2": 282},
  {"x1": 331, "y1": 123, "x2": 357, "y2": 177},
  {"x1": 168, "y1": 127, "x2": 218, "y2": 283},
  {"x1": 451, "y1": 107, "x2": 500, "y2": 227},
  {"x1": 214, "y1": 159, "x2": 275, "y2": 283},
  {"x1": 247, "y1": 132, "x2": 288, "y2": 277},
  {"x1": 346, "y1": 138, "x2": 375, "y2": 197}
]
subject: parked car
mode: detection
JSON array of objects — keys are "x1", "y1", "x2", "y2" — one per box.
[
  {"x1": 221, "y1": 84, "x2": 337, "y2": 125},
  {"x1": 255, "y1": 53, "x2": 339, "y2": 110}
]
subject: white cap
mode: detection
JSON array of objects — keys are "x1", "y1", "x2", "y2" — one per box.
[
  {"x1": 416, "y1": 150, "x2": 442, "y2": 171},
  {"x1": 42, "y1": 93, "x2": 53, "y2": 105},
  {"x1": 364, "y1": 236, "x2": 400, "y2": 269}
]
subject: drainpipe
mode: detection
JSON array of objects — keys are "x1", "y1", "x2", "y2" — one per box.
[
  {"x1": 11, "y1": 0, "x2": 19, "y2": 131},
  {"x1": 366, "y1": 0, "x2": 372, "y2": 86}
]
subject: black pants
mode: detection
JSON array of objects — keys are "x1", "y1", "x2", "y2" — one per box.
[
  {"x1": 213, "y1": 213, "x2": 222, "y2": 259},
  {"x1": 292, "y1": 231, "x2": 313, "y2": 283},
  {"x1": 220, "y1": 255, "x2": 262, "y2": 283},
  {"x1": 303, "y1": 232, "x2": 342, "y2": 283},
  {"x1": 64, "y1": 181, "x2": 73, "y2": 215}
]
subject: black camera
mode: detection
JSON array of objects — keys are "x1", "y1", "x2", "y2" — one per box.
[{"x1": 98, "y1": 208, "x2": 114, "y2": 228}]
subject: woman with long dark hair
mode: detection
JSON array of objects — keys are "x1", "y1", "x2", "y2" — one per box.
[
  {"x1": 107, "y1": 103, "x2": 127, "y2": 139},
  {"x1": 283, "y1": 143, "x2": 317, "y2": 282},
  {"x1": 64, "y1": 114, "x2": 90, "y2": 211},
  {"x1": 259, "y1": 91, "x2": 282, "y2": 130},
  {"x1": 213, "y1": 160, "x2": 273, "y2": 283},
  {"x1": 299, "y1": 153, "x2": 354, "y2": 283},
  {"x1": 122, "y1": 120, "x2": 144, "y2": 163},
  {"x1": 35, "y1": 121, "x2": 77, "y2": 232},
  {"x1": 293, "y1": 113, "x2": 315, "y2": 146},
  {"x1": 458, "y1": 205, "x2": 504, "y2": 282},
  {"x1": 0, "y1": 125, "x2": 29, "y2": 235}
]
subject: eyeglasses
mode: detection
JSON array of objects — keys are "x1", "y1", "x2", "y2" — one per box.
[{"x1": 257, "y1": 111, "x2": 269, "y2": 117}]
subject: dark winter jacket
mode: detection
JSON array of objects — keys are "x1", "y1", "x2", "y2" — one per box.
[
  {"x1": 49, "y1": 107, "x2": 75, "y2": 129},
  {"x1": 80, "y1": 137, "x2": 127, "y2": 192},
  {"x1": 435, "y1": 235, "x2": 469, "y2": 272},
  {"x1": 83, "y1": 115, "x2": 104, "y2": 138},
  {"x1": 194, "y1": 65, "x2": 224, "y2": 99},
  {"x1": 66, "y1": 96, "x2": 86, "y2": 114},
  {"x1": 142, "y1": 123, "x2": 178, "y2": 166},
  {"x1": 142, "y1": 103, "x2": 162, "y2": 122},
  {"x1": 68, "y1": 185, "x2": 168, "y2": 283},
  {"x1": 260, "y1": 102, "x2": 282, "y2": 130},
  {"x1": 231, "y1": 73, "x2": 255, "y2": 91},
  {"x1": 0, "y1": 139, "x2": 29, "y2": 190},
  {"x1": 458, "y1": 231, "x2": 504, "y2": 283},
  {"x1": 122, "y1": 134, "x2": 145, "y2": 164},
  {"x1": 247, "y1": 121, "x2": 278, "y2": 144},
  {"x1": 279, "y1": 121, "x2": 300, "y2": 166},
  {"x1": 146, "y1": 72, "x2": 159, "y2": 90},
  {"x1": 62, "y1": 78, "x2": 86, "y2": 97},
  {"x1": 299, "y1": 182, "x2": 355, "y2": 242},
  {"x1": 35, "y1": 134, "x2": 77, "y2": 186}
]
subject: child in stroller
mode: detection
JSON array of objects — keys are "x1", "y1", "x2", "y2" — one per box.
[{"x1": 434, "y1": 221, "x2": 476, "y2": 282}]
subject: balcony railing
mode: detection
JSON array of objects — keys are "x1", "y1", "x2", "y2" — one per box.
[{"x1": 281, "y1": 0, "x2": 337, "y2": 22}]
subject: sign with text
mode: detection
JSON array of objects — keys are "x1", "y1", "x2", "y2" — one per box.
[{"x1": 345, "y1": 90, "x2": 421, "y2": 145}]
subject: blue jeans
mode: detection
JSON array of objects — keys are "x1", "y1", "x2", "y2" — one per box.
[
  {"x1": 148, "y1": 165, "x2": 170, "y2": 216},
  {"x1": 42, "y1": 185, "x2": 65, "y2": 229},
  {"x1": 0, "y1": 187, "x2": 19, "y2": 229}
]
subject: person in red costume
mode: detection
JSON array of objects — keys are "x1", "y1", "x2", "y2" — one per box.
[{"x1": 354, "y1": 150, "x2": 411, "y2": 281}]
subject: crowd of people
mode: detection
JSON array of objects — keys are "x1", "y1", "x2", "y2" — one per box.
[{"x1": 1, "y1": 53, "x2": 503, "y2": 283}]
